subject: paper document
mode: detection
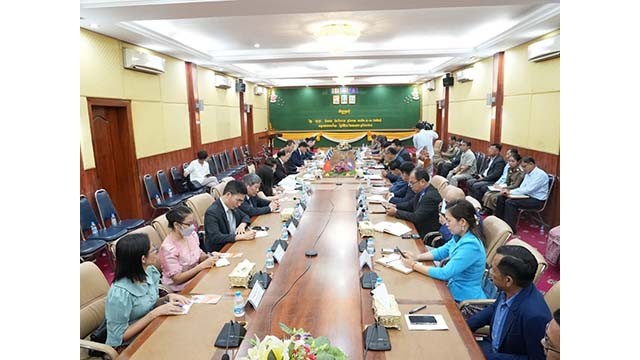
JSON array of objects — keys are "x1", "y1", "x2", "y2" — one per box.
[
  {"x1": 404, "y1": 314, "x2": 449, "y2": 331},
  {"x1": 176, "y1": 301, "x2": 194, "y2": 315},
  {"x1": 368, "y1": 195, "x2": 388, "y2": 204},
  {"x1": 371, "y1": 164, "x2": 386, "y2": 169},
  {"x1": 215, "y1": 257, "x2": 231, "y2": 267},
  {"x1": 374, "y1": 221, "x2": 412, "y2": 237},
  {"x1": 507, "y1": 194, "x2": 530, "y2": 199},
  {"x1": 191, "y1": 294, "x2": 222, "y2": 304},
  {"x1": 370, "y1": 187, "x2": 390, "y2": 195},
  {"x1": 247, "y1": 282, "x2": 265, "y2": 309},
  {"x1": 219, "y1": 252, "x2": 243, "y2": 258},
  {"x1": 375, "y1": 254, "x2": 413, "y2": 274},
  {"x1": 364, "y1": 174, "x2": 384, "y2": 180},
  {"x1": 487, "y1": 185, "x2": 503, "y2": 192}
]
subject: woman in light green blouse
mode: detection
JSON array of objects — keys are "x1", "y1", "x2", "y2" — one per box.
[{"x1": 105, "y1": 233, "x2": 189, "y2": 347}]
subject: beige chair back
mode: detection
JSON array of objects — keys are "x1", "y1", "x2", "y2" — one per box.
[
  {"x1": 505, "y1": 238, "x2": 548, "y2": 284},
  {"x1": 430, "y1": 175, "x2": 448, "y2": 196},
  {"x1": 443, "y1": 185, "x2": 465, "y2": 201},
  {"x1": 109, "y1": 225, "x2": 164, "y2": 258},
  {"x1": 248, "y1": 164, "x2": 256, "y2": 174},
  {"x1": 544, "y1": 281, "x2": 560, "y2": 313},
  {"x1": 152, "y1": 214, "x2": 171, "y2": 240},
  {"x1": 185, "y1": 193, "x2": 215, "y2": 227},
  {"x1": 212, "y1": 181, "x2": 229, "y2": 200},
  {"x1": 433, "y1": 139, "x2": 443, "y2": 153},
  {"x1": 482, "y1": 216, "x2": 513, "y2": 264},
  {"x1": 80, "y1": 262, "x2": 110, "y2": 339},
  {"x1": 465, "y1": 195, "x2": 482, "y2": 211}
]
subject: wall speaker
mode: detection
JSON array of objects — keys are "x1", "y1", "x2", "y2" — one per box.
[
  {"x1": 442, "y1": 74, "x2": 454, "y2": 87},
  {"x1": 236, "y1": 81, "x2": 246, "y2": 93}
]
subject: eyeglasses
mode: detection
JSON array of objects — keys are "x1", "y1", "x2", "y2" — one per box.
[
  {"x1": 541, "y1": 322, "x2": 559, "y2": 354},
  {"x1": 150, "y1": 245, "x2": 159, "y2": 254}
]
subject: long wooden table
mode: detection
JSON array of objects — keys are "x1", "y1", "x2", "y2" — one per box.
[{"x1": 118, "y1": 176, "x2": 484, "y2": 360}]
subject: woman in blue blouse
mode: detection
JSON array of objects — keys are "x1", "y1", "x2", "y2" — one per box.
[
  {"x1": 401, "y1": 199, "x2": 487, "y2": 302},
  {"x1": 105, "y1": 233, "x2": 190, "y2": 347}
]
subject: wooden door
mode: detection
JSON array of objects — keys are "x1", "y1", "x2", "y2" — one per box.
[{"x1": 87, "y1": 98, "x2": 143, "y2": 219}]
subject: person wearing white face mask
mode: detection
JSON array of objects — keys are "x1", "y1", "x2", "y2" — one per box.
[{"x1": 159, "y1": 206, "x2": 220, "y2": 292}]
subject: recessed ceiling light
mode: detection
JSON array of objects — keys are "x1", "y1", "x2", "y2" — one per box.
[
  {"x1": 254, "y1": 43, "x2": 260, "y2": 48},
  {"x1": 90, "y1": 23, "x2": 100, "y2": 29}
]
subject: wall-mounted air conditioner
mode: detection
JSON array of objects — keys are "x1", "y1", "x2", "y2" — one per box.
[
  {"x1": 254, "y1": 86, "x2": 265, "y2": 96},
  {"x1": 425, "y1": 80, "x2": 435, "y2": 91},
  {"x1": 528, "y1": 34, "x2": 560, "y2": 62},
  {"x1": 456, "y1": 67, "x2": 474, "y2": 83},
  {"x1": 122, "y1": 48, "x2": 165, "y2": 74},
  {"x1": 214, "y1": 74, "x2": 233, "y2": 89}
]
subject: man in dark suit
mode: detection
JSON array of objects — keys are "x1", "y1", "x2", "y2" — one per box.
[
  {"x1": 287, "y1": 141, "x2": 309, "y2": 169},
  {"x1": 203, "y1": 180, "x2": 256, "y2": 252},
  {"x1": 392, "y1": 139, "x2": 412, "y2": 162},
  {"x1": 469, "y1": 143, "x2": 507, "y2": 202},
  {"x1": 239, "y1": 173, "x2": 279, "y2": 217},
  {"x1": 467, "y1": 245, "x2": 551, "y2": 360},
  {"x1": 384, "y1": 167, "x2": 442, "y2": 238},
  {"x1": 274, "y1": 150, "x2": 291, "y2": 181}
]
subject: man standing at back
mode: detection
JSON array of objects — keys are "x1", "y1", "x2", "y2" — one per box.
[
  {"x1": 413, "y1": 122, "x2": 439, "y2": 173},
  {"x1": 467, "y1": 245, "x2": 551, "y2": 360},
  {"x1": 384, "y1": 167, "x2": 442, "y2": 238},
  {"x1": 184, "y1": 150, "x2": 219, "y2": 191}
]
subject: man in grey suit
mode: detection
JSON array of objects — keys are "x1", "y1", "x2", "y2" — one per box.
[
  {"x1": 204, "y1": 180, "x2": 256, "y2": 252},
  {"x1": 468, "y1": 143, "x2": 507, "y2": 202}
]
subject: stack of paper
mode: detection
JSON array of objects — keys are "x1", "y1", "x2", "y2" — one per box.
[
  {"x1": 368, "y1": 195, "x2": 388, "y2": 204},
  {"x1": 375, "y1": 254, "x2": 414, "y2": 274},
  {"x1": 370, "y1": 187, "x2": 390, "y2": 195},
  {"x1": 487, "y1": 185, "x2": 503, "y2": 192},
  {"x1": 191, "y1": 294, "x2": 222, "y2": 304},
  {"x1": 373, "y1": 221, "x2": 412, "y2": 237}
]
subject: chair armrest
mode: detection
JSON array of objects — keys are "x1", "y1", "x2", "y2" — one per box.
[
  {"x1": 80, "y1": 339, "x2": 118, "y2": 360},
  {"x1": 158, "y1": 284, "x2": 173, "y2": 298},
  {"x1": 458, "y1": 298, "x2": 496, "y2": 309}
]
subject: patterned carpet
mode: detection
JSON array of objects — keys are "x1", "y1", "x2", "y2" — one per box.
[{"x1": 93, "y1": 218, "x2": 560, "y2": 292}]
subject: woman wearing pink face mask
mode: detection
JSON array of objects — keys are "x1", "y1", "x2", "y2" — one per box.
[{"x1": 159, "y1": 206, "x2": 220, "y2": 292}]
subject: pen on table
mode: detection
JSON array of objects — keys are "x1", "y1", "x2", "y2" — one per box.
[{"x1": 408, "y1": 305, "x2": 427, "y2": 314}]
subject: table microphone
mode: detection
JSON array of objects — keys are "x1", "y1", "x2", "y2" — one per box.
[{"x1": 221, "y1": 320, "x2": 232, "y2": 360}]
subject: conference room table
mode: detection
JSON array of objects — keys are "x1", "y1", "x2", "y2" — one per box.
[{"x1": 118, "y1": 174, "x2": 484, "y2": 360}]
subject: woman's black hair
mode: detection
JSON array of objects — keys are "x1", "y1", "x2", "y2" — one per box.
[
  {"x1": 446, "y1": 199, "x2": 485, "y2": 247},
  {"x1": 166, "y1": 206, "x2": 193, "y2": 229},
  {"x1": 114, "y1": 233, "x2": 151, "y2": 283},
  {"x1": 257, "y1": 164, "x2": 275, "y2": 196}
]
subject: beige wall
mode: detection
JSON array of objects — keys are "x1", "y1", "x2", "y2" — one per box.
[
  {"x1": 421, "y1": 75, "x2": 445, "y2": 131},
  {"x1": 244, "y1": 82, "x2": 269, "y2": 133},
  {"x1": 197, "y1": 67, "x2": 242, "y2": 143},
  {"x1": 448, "y1": 57, "x2": 493, "y2": 141},
  {"x1": 80, "y1": 28, "x2": 191, "y2": 169},
  {"x1": 503, "y1": 30, "x2": 560, "y2": 154}
]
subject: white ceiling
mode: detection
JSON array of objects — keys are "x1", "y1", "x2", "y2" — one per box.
[{"x1": 80, "y1": 0, "x2": 560, "y2": 87}]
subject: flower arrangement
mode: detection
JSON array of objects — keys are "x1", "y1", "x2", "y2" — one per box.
[
  {"x1": 336, "y1": 141, "x2": 352, "y2": 151},
  {"x1": 324, "y1": 160, "x2": 357, "y2": 177},
  {"x1": 245, "y1": 323, "x2": 348, "y2": 360}
]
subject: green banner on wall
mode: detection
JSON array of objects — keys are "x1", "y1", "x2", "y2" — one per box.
[{"x1": 269, "y1": 85, "x2": 421, "y2": 131}]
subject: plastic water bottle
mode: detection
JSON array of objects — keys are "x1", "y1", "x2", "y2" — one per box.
[
  {"x1": 233, "y1": 291, "x2": 245, "y2": 318},
  {"x1": 363, "y1": 209, "x2": 369, "y2": 222},
  {"x1": 110, "y1": 213, "x2": 118, "y2": 226},
  {"x1": 366, "y1": 237, "x2": 375, "y2": 255},
  {"x1": 375, "y1": 276, "x2": 383, "y2": 289},
  {"x1": 155, "y1": 194, "x2": 162, "y2": 205},
  {"x1": 265, "y1": 249, "x2": 275, "y2": 269},
  {"x1": 90, "y1": 221, "x2": 98, "y2": 235},
  {"x1": 539, "y1": 225, "x2": 545, "y2": 235},
  {"x1": 167, "y1": 187, "x2": 173, "y2": 198},
  {"x1": 281, "y1": 223, "x2": 289, "y2": 241}
]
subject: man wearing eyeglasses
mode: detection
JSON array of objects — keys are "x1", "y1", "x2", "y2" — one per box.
[
  {"x1": 542, "y1": 309, "x2": 560, "y2": 359},
  {"x1": 466, "y1": 245, "x2": 551, "y2": 360}
]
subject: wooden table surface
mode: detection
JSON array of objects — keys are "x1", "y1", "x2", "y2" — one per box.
[{"x1": 118, "y1": 174, "x2": 484, "y2": 360}]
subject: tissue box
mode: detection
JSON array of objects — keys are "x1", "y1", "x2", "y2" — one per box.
[
  {"x1": 373, "y1": 294, "x2": 402, "y2": 329},
  {"x1": 280, "y1": 208, "x2": 294, "y2": 222},
  {"x1": 228, "y1": 260, "x2": 256, "y2": 288},
  {"x1": 358, "y1": 221, "x2": 375, "y2": 237}
]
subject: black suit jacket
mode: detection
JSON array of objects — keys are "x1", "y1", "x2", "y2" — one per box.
[
  {"x1": 289, "y1": 149, "x2": 305, "y2": 167},
  {"x1": 274, "y1": 158, "x2": 288, "y2": 183},
  {"x1": 239, "y1": 195, "x2": 272, "y2": 217},
  {"x1": 395, "y1": 184, "x2": 442, "y2": 238},
  {"x1": 203, "y1": 199, "x2": 251, "y2": 252},
  {"x1": 480, "y1": 155, "x2": 506, "y2": 183},
  {"x1": 397, "y1": 147, "x2": 412, "y2": 162},
  {"x1": 284, "y1": 158, "x2": 299, "y2": 175}
]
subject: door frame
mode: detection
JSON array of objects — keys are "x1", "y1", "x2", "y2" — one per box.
[{"x1": 86, "y1": 97, "x2": 144, "y2": 219}]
